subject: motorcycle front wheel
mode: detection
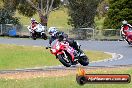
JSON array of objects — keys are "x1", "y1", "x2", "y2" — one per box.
[
  {"x1": 125, "y1": 38, "x2": 132, "y2": 45},
  {"x1": 78, "y1": 55, "x2": 89, "y2": 66},
  {"x1": 57, "y1": 54, "x2": 72, "y2": 67},
  {"x1": 42, "y1": 33, "x2": 47, "y2": 40},
  {"x1": 32, "y1": 33, "x2": 36, "y2": 40}
]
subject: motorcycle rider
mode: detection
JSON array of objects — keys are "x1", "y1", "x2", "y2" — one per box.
[
  {"x1": 48, "y1": 27, "x2": 59, "y2": 45},
  {"x1": 48, "y1": 27, "x2": 81, "y2": 55},
  {"x1": 30, "y1": 18, "x2": 38, "y2": 31},
  {"x1": 120, "y1": 20, "x2": 132, "y2": 39}
]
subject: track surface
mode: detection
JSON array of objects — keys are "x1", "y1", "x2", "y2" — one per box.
[{"x1": 0, "y1": 38, "x2": 132, "y2": 67}]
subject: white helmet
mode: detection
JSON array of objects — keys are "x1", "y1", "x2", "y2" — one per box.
[
  {"x1": 31, "y1": 18, "x2": 35, "y2": 22},
  {"x1": 48, "y1": 27, "x2": 58, "y2": 36},
  {"x1": 122, "y1": 20, "x2": 128, "y2": 24}
]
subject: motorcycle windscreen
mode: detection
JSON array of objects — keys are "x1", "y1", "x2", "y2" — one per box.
[
  {"x1": 51, "y1": 39, "x2": 59, "y2": 48},
  {"x1": 35, "y1": 24, "x2": 45, "y2": 32}
]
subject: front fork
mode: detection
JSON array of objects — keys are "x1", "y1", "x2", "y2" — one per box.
[
  {"x1": 57, "y1": 50, "x2": 74, "y2": 62},
  {"x1": 62, "y1": 51, "x2": 69, "y2": 63}
]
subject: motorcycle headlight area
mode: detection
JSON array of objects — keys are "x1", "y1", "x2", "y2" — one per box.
[
  {"x1": 51, "y1": 49, "x2": 56, "y2": 53},
  {"x1": 55, "y1": 42, "x2": 60, "y2": 50},
  {"x1": 56, "y1": 45, "x2": 60, "y2": 50}
]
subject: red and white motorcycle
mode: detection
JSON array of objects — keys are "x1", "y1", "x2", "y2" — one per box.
[
  {"x1": 124, "y1": 27, "x2": 132, "y2": 45},
  {"x1": 46, "y1": 39, "x2": 89, "y2": 67}
]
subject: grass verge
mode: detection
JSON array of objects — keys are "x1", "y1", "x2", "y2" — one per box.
[
  {"x1": 0, "y1": 44, "x2": 111, "y2": 70},
  {"x1": 0, "y1": 67, "x2": 131, "y2": 88}
]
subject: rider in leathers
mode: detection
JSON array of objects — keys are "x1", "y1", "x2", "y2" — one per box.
[
  {"x1": 48, "y1": 27, "x2": 81, "y2": 54},
  {"x1": 120, "y1": 20, "x2": 132, "y2": 44},
  {"x1": 120, "y1": 20, "x2": 132, "y2": 39}
]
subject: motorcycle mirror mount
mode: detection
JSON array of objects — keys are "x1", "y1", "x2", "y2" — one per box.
[
  {"x1": 45, "y1": 46, "x2": 51, "y2": 49},
  {"x1": 46, "y1": 47, "x2": 49, "y2": 49}
]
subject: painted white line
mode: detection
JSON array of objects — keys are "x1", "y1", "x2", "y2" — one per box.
[{"x1": 90, "y1": 52, "x2": 123, "y2": 63}]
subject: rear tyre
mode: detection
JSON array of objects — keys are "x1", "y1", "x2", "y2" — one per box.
[
  {"x1": 78, "y1": 55, "x2": 89, "y2": 66},
  {"x1": 57, "y1": 54, "x2": 72, "y2": 67}
]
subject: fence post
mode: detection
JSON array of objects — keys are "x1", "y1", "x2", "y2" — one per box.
[
  {"x1": 0, "y1": 24, "x2": 2, "y2": 35},
  {"x1": 92, "y1": 28, "x2": 95, "y2": 40},
  {"x1": 119, "y1": 29, "x2": 122, "y2": 39}
]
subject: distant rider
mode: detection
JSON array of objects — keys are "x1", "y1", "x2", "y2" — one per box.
[
  {"x1": 120, "y1": 20, "x2": 132, "y2": 39},
  {"x1": 48, "y1": 27, "x2": 59, "y2": 45},
  {"x1": 30, "y1": 18, "x2": 38, "y2": 31}
]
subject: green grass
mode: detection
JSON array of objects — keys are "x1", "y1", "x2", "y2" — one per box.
[
  {"x1": 0, "y1": 44, "x2": 58, "y2": 70},
  {"x1": 15, "y1": 7, "x2": 71, "y2": 28},
  {"x1": 95, "y1": 17, "x2": 105, "y2": 30},
  {"x1": 85, "y1": 50, "x2": 111, "y2": 62},
  {"x1": 48, "y1": 7, "x2": 71, "y2": 28},
  {"x1": 0, "y1": 67, "x2": 131, "y2": 88},
  {"x1": 0, "y1": 44, "x2": 111, "y2": 70}
]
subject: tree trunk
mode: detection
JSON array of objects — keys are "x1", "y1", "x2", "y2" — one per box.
[
  {"x1": 38, "y1": 11, "x2": 48, "y2": 26},
  {"x1": 27, "y1": 0, "x2": 55, "y2": 26}
]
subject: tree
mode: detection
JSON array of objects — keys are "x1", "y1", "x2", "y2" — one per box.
[
  {"x1": 19, "y1": 0, "x2": 61, "y2": 26},
  {"x1": 68, "y1": 0, "x2": 100, "y2": 28},
  {"x1": 0, "y1": 0, "x2": 61, "y2": 25},
  {"x1": 0, "y1": 0, "x2": 19, "y2": 24},
  {"x1": 103, "y1": 0, "x2": 132, "y2": 29},
  {"x1": 0, "y1": 9, "x2": 19, "y2": 24},
  {"x1": 96, "y1": 0, "x2": 109, "y2": 18}
]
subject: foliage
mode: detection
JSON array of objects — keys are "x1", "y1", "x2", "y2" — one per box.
[
  {"x1": 104, "y1": 0, "x2": 132, "y2": 29},
  {"x1": 17, "y1": 0, "x2": 38, "y2": 17},
  {"x1": 68, "y1": 0, "x2": 100, "y2": 28},
  {"x1": 0, "y1": 9, "x2": 19, "y2": 24},
  {"x1": 0, "y1": 0, "x2": 61, "y2": 25},
  {"x1": 0, "y1": 0, "x2": 20, "y2": 24},
  {"x1": 0, "y1": 0, "x2": 4, "y2": 8},
  {"x1": 96, "y1": 0, "x2": 109, "y2": 18}
]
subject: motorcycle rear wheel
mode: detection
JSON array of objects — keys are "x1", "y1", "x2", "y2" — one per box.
[{"x1": 57, "y1": 54, "x2": 72, "y2": 67}]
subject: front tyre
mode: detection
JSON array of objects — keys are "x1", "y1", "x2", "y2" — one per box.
[
  {"x1": 42, "y1": 33, "x2": 47, "y2": 40},
  {"x1": 78, "y1": 55, "x2": 89, "y2": 66},
  {"x1": 32, "y1": 33, "x2": 36, "y2": 40},
  {"x1": 125, "y1": 38, "x2": 131, "y2": 45},
  {"x1": 57, "y1": 54, "x2": 72, "y2": 67}
]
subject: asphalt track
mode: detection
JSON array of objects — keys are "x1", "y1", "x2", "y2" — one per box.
[{"x1": 0, "y1": 38, "x2": 132, "y2": 68}]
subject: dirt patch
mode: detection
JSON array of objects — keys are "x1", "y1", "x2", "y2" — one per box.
[
  {"x1": 0, "y1": 70, "x2": 76, "y2": 80},
  {"x1": 0, "y1": 66, "x2": 131, "y2": 80}
]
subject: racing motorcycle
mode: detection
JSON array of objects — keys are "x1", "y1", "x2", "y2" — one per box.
[
  {"x1": 124, "y1": 27, "x2": 132, "y2": 45},
  {"x1": 27, "y1": 23, "x2": 47, "y2": 40},
  {"x1": 46, "y1": 39, "x2": 89, "y2": 67}
]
